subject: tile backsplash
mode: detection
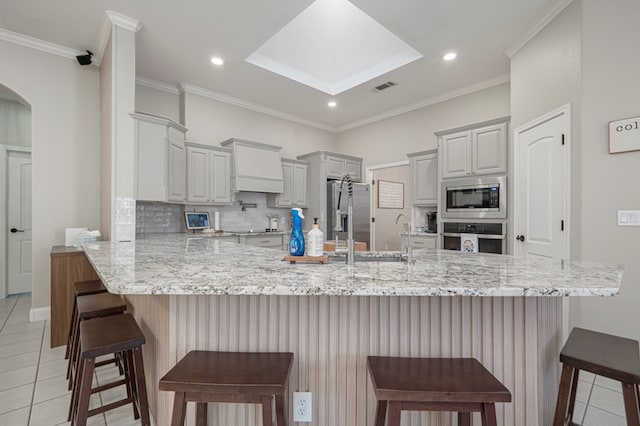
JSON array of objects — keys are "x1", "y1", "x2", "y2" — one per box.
[{"x1": 136, "y1": 192, "x2": 296, "y2": 235}]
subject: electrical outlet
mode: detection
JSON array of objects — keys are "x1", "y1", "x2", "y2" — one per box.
[{"x1": 293, "y1": 391, "x2": 312, "y2": 422}]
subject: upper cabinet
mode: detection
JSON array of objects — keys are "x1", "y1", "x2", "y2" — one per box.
[
  {"x1": 267, "y1": 159, "x2": 309, "y2": 208},
  {"x1": 132, "y1": 112, "x2": 187, "y2": 203},
  {"x1": 325, "y1": 153, "x2": 362, "y2": 181},
  {"x1": 408, "y1": 149, "x2": 438, "y2": 206},
  {"x1": 438, "y1": 118, "x2": 509, "y2": 179},
  {"x1": 186, "y1": 143, "x2": 232, "y2": 205}
]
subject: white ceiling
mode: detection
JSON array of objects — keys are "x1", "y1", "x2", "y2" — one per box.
[{"x1": 0, "y1": 0, "x2": 566, "y2": 130}]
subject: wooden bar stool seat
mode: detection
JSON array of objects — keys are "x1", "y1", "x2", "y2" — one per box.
[
  {"x1": 71, "y1": 313, "x2": 150, "y2": 426},
  {"x1": 65, "y1": 280, "x2": 107, "y2": 360},
  {"x1": 367, "y1": 356, "x2": 511, "y2": 426},
  {"x1": 554, "y1": 327, "x2": 640, "y2": 426},
  {"x1": 66, "y1": 292, "x2": 127, "y2": 390},
  {"x1": 160, "y1": 351, "x2": 294, "y2": 426}
]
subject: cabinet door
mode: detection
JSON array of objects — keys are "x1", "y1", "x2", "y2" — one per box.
[
  {"x1": 135, "y1": 121, "x2": 167, "y2": 201},
  {"x1": 440, "y1": 131, "x2": 472, "y2": 179},
  {"x1": 274, "y1": 162, "x2": 294, "y2": 207},
  {"x1": 210, "y1": 150, "x2": 231, "y2": 204},
  {"x1": 411, "y1": 154, "x2": 438, "y2": 206},
  {"x1": 293, "y1": 163, "x2": 308, "y2": 207},
  {"x1": 326, "y1": 155, "x2": 345, "y2": 179},
  {"x1": 243, "y1": 235, "x2": 284, "y2": 248},
  {"x1": 167, "y1": 139, "x2": 186, "y2": 202},
  {"x1": 472, "y1": 122, "x2": 507, "y2": 176},
  {"x1": 410, "y1": 236, "x2": 437, "y2": 249},
  {"x1": 345, "y1": 159, "x2": 362, "y2": 182},
  {"x1": 187, "y1": 146, "x2": 210, "y2": 203}
]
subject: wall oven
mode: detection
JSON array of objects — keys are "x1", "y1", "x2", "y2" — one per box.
[
  {"x1": 441, "y1": 222, "x2": 506, "y2": 254},
  {"x1": 441, "y1": 176, "x2": 506, "y2": 219}
]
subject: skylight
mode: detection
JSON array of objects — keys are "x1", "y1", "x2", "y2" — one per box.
[{"x1": 246, "y1": 0, "x2": 423, "y2": 96}]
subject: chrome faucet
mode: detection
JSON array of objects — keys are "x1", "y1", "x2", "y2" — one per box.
[
  {"x1": 395, "y1": 213, "x2": 413, "y2": 264},
  {"x1": 336, "y1": 175, "x2": 355, "y2": 265}
]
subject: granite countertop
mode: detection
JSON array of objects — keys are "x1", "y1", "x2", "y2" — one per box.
[{"x1": 82, "y1": 234, "x2": 623, "y2": 297}]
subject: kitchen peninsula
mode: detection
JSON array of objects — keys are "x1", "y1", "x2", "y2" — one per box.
[{"x1": 82, "y1": 234, "x2": 622, "y2": 426}]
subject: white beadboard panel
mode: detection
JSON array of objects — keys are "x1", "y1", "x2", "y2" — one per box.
[{"x1": 126, "y1": 295, "x2": 562, "y2": 426}]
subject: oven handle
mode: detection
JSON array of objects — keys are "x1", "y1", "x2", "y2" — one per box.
[{"x1": 441, "y1": 232, "x2": 506, "y2": 240}]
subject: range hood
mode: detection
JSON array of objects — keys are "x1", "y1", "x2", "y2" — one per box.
[{"x1": 220, "y1": 138, "x2": 284, "y2": 193}]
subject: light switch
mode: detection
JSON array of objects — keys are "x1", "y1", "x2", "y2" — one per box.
[{"x1": 618, "y1": 210, "x2": 640, "y2": 226}]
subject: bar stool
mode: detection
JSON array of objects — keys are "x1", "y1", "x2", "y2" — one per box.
[
  {"x1": 64, "y1": 280, "x2": 107, "y2": 360},
  {"x1": 367, "y1": 356, "x2": 511, "y2": 426},
  {"x1": 66, "y1": 292, "x2": 127, "y2": 390},
  {"x1": 159, "y1": 351, "x2": 294, "y2": 426},
  {"x1": 553, "y1": 327, "x2": 640, "y2": 426},
  {"x1": 70, "y1": 313, "x2": 150, "y2": 426}
]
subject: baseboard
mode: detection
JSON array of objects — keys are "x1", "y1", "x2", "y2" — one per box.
[{"x1": 30, "y1": 306, "x2": 51, "y2": 322}]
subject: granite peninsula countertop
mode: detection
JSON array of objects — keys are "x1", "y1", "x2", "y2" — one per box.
[{"x1": 82, "y1": 234, "x2": 623, "y2": 297}]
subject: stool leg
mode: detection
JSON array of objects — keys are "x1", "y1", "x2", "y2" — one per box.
[
  {"x1": 567, "y1": 368, "x2": 580, "y2": 422},
  {"x1": 458, "y1": 412, "x2": 471, "y2": 426},
  {"x1": 275, "y1": 395, "x2": 286, "y2": 426},
  {"x1": 65, "y1": 298, "x2": 77, "y2": 360},
  {"x1": 387, "y1": 401, "x2": 401, "y2": 426},
  {"x1": 66, "y1": 315, "x2": 79, "y2": 384},
  {"x1": 481, "y1": 403, "x2": 497, "y2": 426},
  {"x1": 170, "y1": 392, "x2": 186, "y2": 426},
  {"x1": 123, "y1": 350, "x2": 140, "y2": 420},
  {"x1": 68, "y1": 343, "x2": 86, "y2": 422},
  {"x1": 196, "y1": 402, "x2": 208, "y2": 426},
  {"x1": 261, "y1": 395, "x2": 273, "y2": 426},
  {"x1": 553, "y1": 363, "x2": 574, "y2": 426},
  {"x1": 75, "y1": 357, "x2": 95, "y2": 426},
  {"x1": 132, "y1": 346, "x2": 151, "y2": 426},
  {"x1": 622, "y1": 382, "x2": 640, "y2": 426},
  {"x1": 374, "y1": 400, "x2": 387, "y2": 426}
]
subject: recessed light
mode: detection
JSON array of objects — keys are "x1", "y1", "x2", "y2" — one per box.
[
  {"x1": 443, "y1": 52, "x2": 457, "y2": 61},
  {"x1": 210, "y1": 57, "x2": 224, "y2": 66},
  {"x1": 328, "y1": 101, "x2": 337, "y2": 108}
]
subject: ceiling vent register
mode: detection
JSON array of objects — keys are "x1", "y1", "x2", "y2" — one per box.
[{"x1": 372, "y1": 81, "x2": 397, "y2": 92}]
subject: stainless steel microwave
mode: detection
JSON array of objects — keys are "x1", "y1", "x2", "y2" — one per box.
[{"x1": 441, "y1": 176, "x2": 507, "y2": 219}]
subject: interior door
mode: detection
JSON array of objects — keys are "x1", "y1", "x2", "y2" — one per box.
[
  {"x1": 515, "y1": 113, "x2": 566, "y2": 259},
  {"x1": 372, "y1": 165, "x2": 410, "y2": 251},
  {"x1": 8, "y1": 151, "x2": 32, "y2": 294}
]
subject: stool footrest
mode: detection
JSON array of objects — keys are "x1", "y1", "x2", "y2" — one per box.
[
  {"x1": 91, "y1": 378, "x2": 127, "y2": 394},
  {"x1": 87, "y1": 396, "x2": 134, "y2": 417}
]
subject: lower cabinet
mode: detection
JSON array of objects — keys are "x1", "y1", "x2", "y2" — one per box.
[
  {"x1": 401, "y1": 234, "x2": 437, "y2": 250},
  {"x1": 50, "y1": 246, "x2": 100, "y2": 348},
  {"x1": 239, "y1": 234, "x2": 285, "y2": 249}
]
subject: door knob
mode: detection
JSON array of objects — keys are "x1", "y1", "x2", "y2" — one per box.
[
  {"x1": 516, "y1": 235, "x2": 525, "y2": 242},
  {"x1": 10, "y1": 228, "x2": 24, "y2": 233}
]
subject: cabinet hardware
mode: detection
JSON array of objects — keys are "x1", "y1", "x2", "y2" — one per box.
[
  {"x1": 10, "y1": 228, "x2": 25, "y2": 233},
  {"x1": 516, "y1": 235, "x2": 525, "y2": 242}
]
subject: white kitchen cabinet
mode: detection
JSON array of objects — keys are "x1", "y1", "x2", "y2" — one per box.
[
  {"x1": 186, "y1": 143, "x2": 232, "y2": 205},
  {"x1": 401, "y1": 233, "x2": 437, "y2": 250},
  {"x1": 325, "y1": 153, "x2": 363, "y2": 181},
  {"x1": 408, "y1": 149, "x2": 438, "y2": 206},
  {"x1": 132, "y1": 112, "x2": 187, "y2": 203},
  {"x1": 267, "y1": 159, "x2": 308, "y2": 208},
  {"x1": 438, "y1": 118, "x2": 508, "y2": 179}
]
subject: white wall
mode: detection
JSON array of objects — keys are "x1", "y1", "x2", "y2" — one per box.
[
  {"x1": 182, "y1": 92, "x2": 336, "y2": 158},
  {"x1": 135, "y1": 85, "x2": 180, "y2": 124},
  {"x1": 0, "y1": 41, "x2": 101, "y2": 309},
  {"x1": 336, "y1": 83, "x2": 510, "y2": 169},
  {"x1": 571, "y1": 0, "x2": 640, "y2": 341},
  {"x1": 511, "y1": 0, "x2": 640, "y2": 341}
]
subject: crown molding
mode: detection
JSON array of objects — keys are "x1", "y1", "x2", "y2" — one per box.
[
  {"x1": 0, "y1": 27, "x2": 89, "y2": 63},
  {"x1": 336, "y1": 74, "x2": 511, "y2": 133},
  {"x1": 504, "y1": 0, "x2": 573, "y2": 58},
  {"x1": 136, "y1": 77, "x2": 180, "y2": 95},
  {"x1": 105, "y1": 11, "x2": 143, "y2": 33},
  {"x1": 178, "y1": 83, "x2": 336, "y2": 132}
]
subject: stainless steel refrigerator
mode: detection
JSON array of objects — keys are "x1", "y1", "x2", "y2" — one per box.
[{"x1": 326, "y1": 181, "x2": 370, "y2": 248}]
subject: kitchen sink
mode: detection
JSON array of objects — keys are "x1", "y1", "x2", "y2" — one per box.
[{"x1": 327, "y1": 252, "x2": 408, "y2": 263}]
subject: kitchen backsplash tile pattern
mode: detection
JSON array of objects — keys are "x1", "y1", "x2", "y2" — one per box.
[{"x1": 136, "y1": 192, "x2": 296, "y2": 235}]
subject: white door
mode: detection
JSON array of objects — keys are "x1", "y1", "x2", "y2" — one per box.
[
  {"x1": 515, "y1": 113, "x2": 566, "y2": 259},
  {"x1": 8, "y1": 151, "x2": 32, "y2": 294}
]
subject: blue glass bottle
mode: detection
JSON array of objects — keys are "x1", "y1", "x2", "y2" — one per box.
[{"x1": 289, "y1": 208, "x2": 305, "y2": 256}]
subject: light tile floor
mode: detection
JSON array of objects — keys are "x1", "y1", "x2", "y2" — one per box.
[
  {"x1": 0, "y1": 294, "x2": 634, "y2": 425},
  {"x1": 0, "y1": 294, "x2": 146, "y2": 426}
]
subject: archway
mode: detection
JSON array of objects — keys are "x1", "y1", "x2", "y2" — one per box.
[{"x1": 0, "y1": 84, "x2": 32, "y2": 299}]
